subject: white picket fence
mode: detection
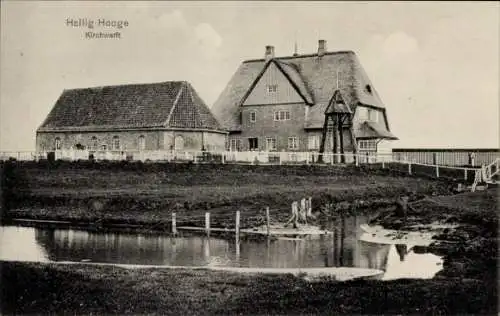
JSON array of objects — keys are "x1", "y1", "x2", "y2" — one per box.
[{"x1": 0, "y1": 149, "x2": 390, "y2": 165}]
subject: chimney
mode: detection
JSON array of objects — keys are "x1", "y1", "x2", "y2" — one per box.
[
  {"x1": 265, "y1": 45, "x2": 275, "y2": 61},
  {"x1": 318, "y1": 40, "x2": 327, "y2": 57}
]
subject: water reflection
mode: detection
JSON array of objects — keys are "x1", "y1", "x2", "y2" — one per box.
[{"x1": 0, "y1": 215, "x2": 443, "y2": 279}]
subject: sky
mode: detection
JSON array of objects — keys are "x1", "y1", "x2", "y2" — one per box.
[{"x1": 1, "y1": 1, "x2": 498, "y2": 151}]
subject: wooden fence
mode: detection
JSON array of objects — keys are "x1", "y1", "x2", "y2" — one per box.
[{"x1": 392, "y1": 148, "x2": 499, "y2": 167}]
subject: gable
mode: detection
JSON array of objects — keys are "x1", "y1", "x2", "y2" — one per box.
[{"x1": 242, "y1": 62, "x2": 305, "y2": 106}]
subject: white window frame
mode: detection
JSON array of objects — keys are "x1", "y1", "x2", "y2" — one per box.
[
  {"x1": 273, "y1": 110, "x2": 291, "y2": 121},
  {"x1": 308, "y1": 135, "x2": 320, "y2": 150},
  {"x1": 112, "y1": 136, "x2": 120, "y2": 151},
  {"x1": 55, "y1": 137, "x2": 62, "y2": 150},
  {"x1": 249, "y1": 111, "x2": 256, "y2": 123},
  {"x1": 358, "y1": 140, "x2": 377, "y2": 151},
  {"x1": 91, "y1": 137, "x2": 98, "y2": 151},
  {"x1": 267, "y1": 84, "x2": 278, "y2": 93},
  {"x1": 288, "y1": 136, "x2": 299, "y2": 150},
  {"x1": 368, "y1": 109, "x2": 378, "y2": 122},
  {"x1": 230, "y1": 138, "x2": 241, "y2": 151},
  {"x1": 265, "y1": 137, "x2": 277, "y2": 151}
]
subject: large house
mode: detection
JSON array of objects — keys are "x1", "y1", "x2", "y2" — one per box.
[
  {"x1": 36, "y1": 81, "x2": 227, "y2": 153},
  {"x1": 211, "y1": 40, "x2": 398, "y2": 156}
]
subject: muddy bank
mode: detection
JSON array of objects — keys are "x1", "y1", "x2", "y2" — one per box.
[
  {"x1": 370, "y1": 188, "x2": 498, "y2": 283},
  {"x1": 1, "y1": 160, "x2": 456, "y2": 230},
  {"x1": 1, "y1": 261, "x2": 496, "y2": 315}
]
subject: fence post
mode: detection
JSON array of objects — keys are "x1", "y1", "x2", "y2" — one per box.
[
  {"x1": 355, "y1": 154, "x2": 359, "y2": 167},
  {"x1": 305, "y1": 152, "x2": 309, "y2": 165},
  {"x1": 222, "y1": 152, "x2": 225, "y2": 164},
  {"x1": 172, "y1": 213, "x2": 177, "y2": 235},
  {"x1": 266, "y1": 207, "x2": 270, "y2": 236},
  {"x1": 205, "y1": 212, "x2": 210, "y2": 236},
  {"x1": 235, "y1": 211, "x2": 240, "y2": 238},
  {"x1": 382, "y1": 157, "x2": 385, "y2": 169},
  {"x1": 464, "y1": 169, "x2": 468, "y2": 181},
  {"x1": 307, "y1": 196, "x2": 312, "y2": 217},
  {"x1": 408, "y1": 162, "x2": 412, "y2": 175},
  {"x1": 194, "y1": 152, "x2": 197, "y2": 164},
  {"x1": 435, "y1": 165, "x2": 439, "y2": 178}
]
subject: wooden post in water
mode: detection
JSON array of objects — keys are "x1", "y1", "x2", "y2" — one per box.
[
  {"x1": 266, "y1": 207, "x2": 270, "y2": 236},
  {"x1": 408, "y1": 162, "x2": 412, "y2": 175},
  {"x1": 464, "y1": 169, "x2": 468, "y2": 181},
  {"x1": 435, "y1": 165, "x2": 440, "y2": 178},
  {"x1": 235, "y1": 211, "x2": 240, "y2": 239},
  {"x1": 172, "y1": 212, "x2": 177, "y2": 236},
  {"x1": 205, "y1": 212, "x2": 210, "y2": 236},
  {"x1": 307, "y1": 196, "x2": 313, "y2": 217}
]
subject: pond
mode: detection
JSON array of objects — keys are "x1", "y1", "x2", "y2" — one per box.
[{"x1": 0, "y1": 215, "x2": 443, "y2": 280}]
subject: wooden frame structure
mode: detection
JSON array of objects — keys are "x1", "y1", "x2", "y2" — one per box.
[{"x1": 318, "y1": 90, "x2": 358, "y2": 164}]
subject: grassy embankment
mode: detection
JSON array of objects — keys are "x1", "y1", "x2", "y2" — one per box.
[{"x1": 1, "y1": 160, "x2": 457, "y2": 230}]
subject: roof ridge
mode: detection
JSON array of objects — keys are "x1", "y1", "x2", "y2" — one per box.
[
  {"x1": 63, "y1": 81, "x2": 186, "y2": 92},
  {"x1": 243, "y1": 50, "x2": 355, "y2": 63},
  {"x1": 163, "y1": 82, "x2": 185, "y2": 127}
]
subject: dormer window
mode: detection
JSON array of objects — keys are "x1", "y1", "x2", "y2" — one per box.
[
  {"x1": 267, "y1": 85, "x2": 278, "y2": 93},
  {"x1": 365, "y1": 85, "x2": 372, "y2": 94}
]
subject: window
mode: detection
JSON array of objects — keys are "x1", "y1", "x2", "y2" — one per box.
[
  {"x1": 138, "y1": 135, "x2": 146, "y2": 151},
  {"x1": 230, "y1": 138, "x2": 241, "y2": 151},
  {"x1": 267, "y1": 85, "x2": 278, "y2": 93},
  {"x1": 274, "y1": 110, "x2": 291, "y2": 121},
  {"x1": 368, "y1": 109, "x2": 378, "y2": 122},
  {"x1": 357, "y1": 107, "x2": 368, "y2": 120},
  {"x1": 265, "y1": 137, "x2": 277, "y2": 151},
  {"x1": 288, "y1": 137, "x2": 299, "y2": 150},
  {"x1": 249, "y1": 111, "x2": 256, "y2": 123},
  {"x1": 91, "y1": 137, "x2": 98, "y2": 151},
  {"x1": 248, "y1": 137, "x2": 258, "y2": 151},
  {"x1": 358, "y1": 140, "x2": 377, "y2": 151},
  {"x1": 308, "y1": 135, "x2": 320, "y2": 150},
  {"x1": 112, "y1": 136, "x2": 120, "y2": 150},
  {"x1": 174, "y1": 135, "x2": 184, "y2": 150},
  {"x1": 55, "y1": 137, "x2": 61, "y2": 150},
  {"x1": 101, "y1": 144, "x2": 107, "y2": 151},
  {"x1": 365, "y1": 84, "x2": 372, "y2": 94}
]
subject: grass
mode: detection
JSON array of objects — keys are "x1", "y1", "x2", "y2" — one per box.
[{"x1": 1, "y1": 261, "x2": 496, "y2": 315}]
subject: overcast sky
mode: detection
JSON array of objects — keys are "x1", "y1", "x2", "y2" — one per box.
[{"x1": 1, "y1": 1, "x2": 498, "y2": 150}]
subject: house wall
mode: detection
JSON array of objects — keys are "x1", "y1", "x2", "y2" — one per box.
[
  {"x1": 36, "y1": 130, "x2": 226, "y2": 152},
  {"x1": 36, "y1": 131, "x2": 163, "y2": 151},
  {"x1": 163, "y1": 131, "x2": 226, "y2": 151},
  {"x1": 234, "y1": 102, "x2": 309, "y2": 151}
]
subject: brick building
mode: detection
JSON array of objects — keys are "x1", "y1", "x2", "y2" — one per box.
[
  {"x1": 211, "y1": 40, "x2": 398, "y2": 156},
  {"x1": 36, "y1": 81, "x2": 227, "y2": 153}
]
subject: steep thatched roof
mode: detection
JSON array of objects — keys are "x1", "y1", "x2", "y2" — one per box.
[
  {"x1": 211, "y1": 51, "x2": 389, "y2": 132},
  {"x1": 38, "y1": 81, "x2": 225, "y2": 133}
]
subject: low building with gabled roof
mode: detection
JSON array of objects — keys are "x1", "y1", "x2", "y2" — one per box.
[
  {"x1": 211, "y1": 40, "x2": 398, "y2": 155},
  {"x1": 36, "y1": 81, "x2": 227, "y2": 153}
]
